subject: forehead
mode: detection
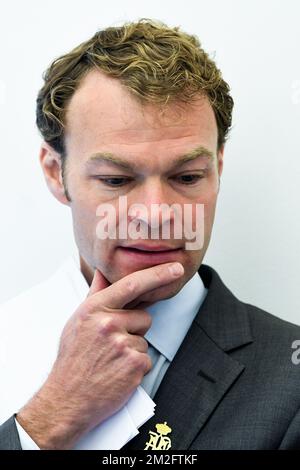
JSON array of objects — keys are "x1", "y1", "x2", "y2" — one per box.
[{"x1": 64, "y1": 69, "x2": 218, "y2": 160}]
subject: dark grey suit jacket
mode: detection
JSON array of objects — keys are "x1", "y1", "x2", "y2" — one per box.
[{"x1": 1, "y1": 264, "x2": 300, "y2": 450}]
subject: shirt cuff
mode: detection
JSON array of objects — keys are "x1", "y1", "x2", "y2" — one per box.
[{"x1": 15, "y1": 417, "x2": 40, "y2": 450}]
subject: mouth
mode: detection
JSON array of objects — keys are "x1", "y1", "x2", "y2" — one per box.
[
  {"x1": 117, "y1": 245, "x2": 183, "y2": 264},
  {"x1": 121, "y1": 243, "x2": 181, "y2": 252}
]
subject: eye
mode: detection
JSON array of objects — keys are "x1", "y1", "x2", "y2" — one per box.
[
  {"x1": 96, "y1": 177, "x2": 133, "y2": 187},
  {"x1": 173, "y1": 174, "x2": 205, "y2": 185}
]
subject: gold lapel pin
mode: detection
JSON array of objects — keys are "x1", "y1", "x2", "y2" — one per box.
[{"x1": 144, "y1": 421, "x2": 172, "y2": 450}]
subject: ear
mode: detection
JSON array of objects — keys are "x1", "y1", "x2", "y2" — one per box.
[
  {"x1": 39, "y1": 142, "x2": 70, "y2": 206},
  {"x1": 217, "y1": 144, "x2": 225, "y2": 178}
]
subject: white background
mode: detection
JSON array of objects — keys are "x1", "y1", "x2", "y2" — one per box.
[{"x1": 0, "y1": 0, "x2": 299, "y2": 324}]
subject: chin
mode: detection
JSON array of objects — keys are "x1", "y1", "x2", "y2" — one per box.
[{"x1": 132, "y1": 276, "x2": 186, "y2": 307}]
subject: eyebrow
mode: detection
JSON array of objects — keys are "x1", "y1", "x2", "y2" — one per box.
[{"x1": 86, "y1": 145, "x2": 214, "y2": 171}]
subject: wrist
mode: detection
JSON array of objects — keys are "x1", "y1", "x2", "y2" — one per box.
[{"x1": 16, "y1": 382, "x2": 87, "y2": 450}]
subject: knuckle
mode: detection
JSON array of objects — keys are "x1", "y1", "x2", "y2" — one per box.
[
  {"x1": 128, "y1": 351, "x2": 145, "y2": 370},
  {"x1": 77, "y1": 303, "x2": 91, "y2": 320},
  {"x1": 127, "y1": 353, "x2": 152, "y2": 388},
  {"x1": 113, "y1": 335, "x2": 128, "y2": 355},
  {"x1": 98, "y1": 316, "x2": 118, "y2": 336},
  {"x1": 81, "y1": 297, "x2": 99, "y2": 315},
  {"x1": 124, "y1": 277, "x2": 139, "y2": 293}
]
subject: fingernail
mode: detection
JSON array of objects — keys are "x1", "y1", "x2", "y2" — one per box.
[{"x1": 168, "y1": 262, "x2": 184, "y2": 277}]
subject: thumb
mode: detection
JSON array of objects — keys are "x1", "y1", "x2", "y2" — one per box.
[{"x1": 87, "y1": 268, "x2": 111, "y2": 297}]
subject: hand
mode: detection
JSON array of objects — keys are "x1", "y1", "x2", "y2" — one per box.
[{"x1": 16, "y1": 261, "x2": 184, "y2": 449}]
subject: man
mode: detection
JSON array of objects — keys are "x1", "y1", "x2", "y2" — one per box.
[{"x1": 0, "y1": 19, "x2": 300, "y2": 450}]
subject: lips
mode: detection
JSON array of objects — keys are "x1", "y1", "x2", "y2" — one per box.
[
  {"x1": 117, "y1": 245, "x2": 183, "y2": 264},
  {"x1": 120, "y1": 243, "x2": 181, "y2": 252}
]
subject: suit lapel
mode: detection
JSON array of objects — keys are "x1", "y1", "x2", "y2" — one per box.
[{"x1": 123, "y1": 264, "x2": 253, "y2": 450}]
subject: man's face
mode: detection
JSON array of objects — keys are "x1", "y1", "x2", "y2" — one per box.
[{"x1": 41, "y1": 69, "x2": 224, "y2": 306}]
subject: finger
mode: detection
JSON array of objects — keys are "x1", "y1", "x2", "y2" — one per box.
[
  {"x1": 87, "y1": 268, "x2": 111, "y2": 297},
  {"x1": 124, "y1": 298, "x2": 155, "y2": 310},
  {"x1": 128, "y1": 335, "x2": 149, "y2": 354},
  {"x1": 141, "y1": 352, "x2": 152, "y2": 375},
  {"x1": 95, "y1": 262, "x2": 184, "y2": 309},
  {"x1": 121, "y1": 310, "x2": 152, "y2": 336}
]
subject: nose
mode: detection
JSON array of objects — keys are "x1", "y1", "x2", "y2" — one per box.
[{"x1": 127, "y1": 177, "x2": 176, "y2": 228}]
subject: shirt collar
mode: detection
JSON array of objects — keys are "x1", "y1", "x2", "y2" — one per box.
[
  {"x1": 144, "y1": 271, "x2": 207, "y2": 361},
  {"x1": 68, "y1": 252, "x2": 208, "y2": 361}
]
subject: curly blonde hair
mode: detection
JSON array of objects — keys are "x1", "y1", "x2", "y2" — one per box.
[{"x1": 36, "y1": 19, "x2": 234, "y2": 159}]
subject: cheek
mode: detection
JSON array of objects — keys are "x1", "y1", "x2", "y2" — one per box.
[
  {"x1": 73, "y1": 204, "x2": 94, "y2": 231},
  {"x1": 71, "y1": 199, "x2": 100, "y2": 249},
  {"x1": 203, "y1": 198, "x2": 218, "y2": 234},
  {"x1": 193, "y1": 187, "x2": 218, "y2": 230}
]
